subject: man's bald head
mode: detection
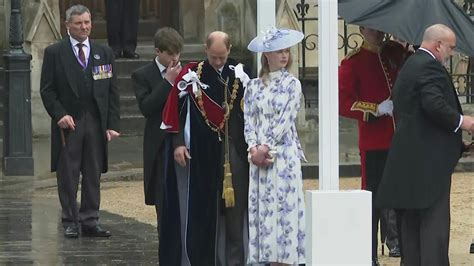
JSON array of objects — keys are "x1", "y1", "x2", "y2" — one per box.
[
  {"x1": 205, "y1": 31, "x2": 232, "y2": 70},
  {"x1": 420, "y1": 24, "x2": 456, "y2": 64},
  {"x1": 206, "y1": 31, "x2": 231, "y2": 50},
  {"x1": 422, "y1": 24, "x2": 455, "y2": 42}
]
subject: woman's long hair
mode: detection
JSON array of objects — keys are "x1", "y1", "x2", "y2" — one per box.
[{"x1": 259, "y1": 50, "x2": 293, "y2": 84}]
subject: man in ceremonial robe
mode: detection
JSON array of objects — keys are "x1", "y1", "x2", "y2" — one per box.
[
  {"x1": 339, "y1": 27, "x2": 410, "y2": 265},
  {"x1": 160, "y1": 31, "x2": 250, "y2": 266}
]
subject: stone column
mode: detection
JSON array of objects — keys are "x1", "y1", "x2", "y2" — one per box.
[
  {"x1": 180, "y1": 0, "x2": 205, "y2": 42},
  {"x1": 3, "y1": 0, "x2": 34, "y2": 176},
  {"x1": 22, "y1": 0, "x2": 60, "y2": 137}
]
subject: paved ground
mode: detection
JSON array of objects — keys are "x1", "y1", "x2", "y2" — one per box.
[
  {"x1": 0, "y1": 176, "x2": 158, "y2": 264},
  {"x1": 2, "y1": 173, "x2": 470, "y2": 265},
  {"x1": 1, "y1": 113, "x2": 473, "y2": 264}
]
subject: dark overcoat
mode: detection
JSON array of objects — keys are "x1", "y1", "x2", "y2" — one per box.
[
  {"x1": 131, "y1": 60, "x2": 173, "y2": 205},
  {"x1": 376, "y1": 49, "x2": 463, "y2": 209},
  {"x1": 40, "y1": 38, "x2": 120, "y2": 173}
]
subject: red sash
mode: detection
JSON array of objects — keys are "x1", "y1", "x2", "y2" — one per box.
[{"x1": 161, "y1": 62, "x2": 225, "y2": 133}]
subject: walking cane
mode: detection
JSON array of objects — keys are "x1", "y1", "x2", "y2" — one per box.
[{"x1": 60, "y1": 128, "x2": 66, "y2": 147}]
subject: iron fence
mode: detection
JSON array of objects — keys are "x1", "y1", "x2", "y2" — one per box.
[{"x1": 294, "y1": 0, "x2": 473, "y2": 106}]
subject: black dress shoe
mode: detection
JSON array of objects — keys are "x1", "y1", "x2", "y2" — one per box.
[
  {"x1": 389, "y1": 246, "x2": 401, "y2": 257},
  {"x1": 81, "y1": 225, "x2": 111, "y2": 237},
  {"x1": 122, "y1": 50, "x2": 140, "y2": 59},
  {"x1": 64, "y1": 225, "x2": 79, "y2": 238}
]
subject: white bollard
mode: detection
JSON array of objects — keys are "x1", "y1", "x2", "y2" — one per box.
[{"x1": 306, "y1": 190, "x2": 372, "y2": 265}]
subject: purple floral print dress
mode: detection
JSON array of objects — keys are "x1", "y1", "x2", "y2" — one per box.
[{"x1": 244, "y1": 69, "x2": 306, "y2": 265}]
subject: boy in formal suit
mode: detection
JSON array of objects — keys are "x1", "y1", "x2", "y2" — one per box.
[
  {"x1": 40, "y1": 4, "x2": 120, "y2": 238},
  {"x1": 131, "y1": 27, "x2": 183, "y2": 265}
]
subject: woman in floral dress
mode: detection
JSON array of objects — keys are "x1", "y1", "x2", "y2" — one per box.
[{"x1": 243, "y1": 28, "x2": 306, "y2": 265}]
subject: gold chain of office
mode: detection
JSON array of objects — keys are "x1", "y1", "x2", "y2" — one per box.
[{"x1": 195, "y1": 61, "x2": 239, "y2": 133}]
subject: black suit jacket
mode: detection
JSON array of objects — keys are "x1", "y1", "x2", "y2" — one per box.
[
  {"x1": 376, "y1": 49, "x2": 463, "y2": 209},
  {"x1": 132, "y1": 60, "x2": 173, "y2": 205},
  {"x1": 40, "y1": 38, "x2": 120, "y2": 172}
]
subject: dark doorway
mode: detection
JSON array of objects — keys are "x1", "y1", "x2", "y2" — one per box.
[{"x1": 58, "y1": 0, "x2": 177, "y2": 40}]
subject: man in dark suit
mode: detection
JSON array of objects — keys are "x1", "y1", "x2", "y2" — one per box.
[
  {"x1": 40, "y1": 4, "x2": 120, "y2": 238},
  {"x1": 105, "y1": 0, "x2": 140, "y2": 59},
  {"x1": 131, "y1": 27, "x2": 183, "y2": 265},
  {"x1": 162, "y1": 31, "x2": 250, "y2": 266},
  {"x1": 377, "y1": 24, "x2": 474, "y2": 265}
]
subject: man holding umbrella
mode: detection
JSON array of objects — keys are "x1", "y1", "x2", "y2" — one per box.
[{"x1": 339, "y1": 27, "x2": 409, "y2": 265}]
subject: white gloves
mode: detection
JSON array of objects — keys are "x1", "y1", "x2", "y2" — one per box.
[
  {"x1": 234, "y1": 63, "x2": 250, "y2": 88},
  {"x1": 377, "y1": 99, "x2": 393, "y2": 117}
]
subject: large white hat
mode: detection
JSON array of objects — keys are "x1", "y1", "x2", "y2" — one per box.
[{"x1": 247, "y1": 27, "x2": 304, "y2": 52}]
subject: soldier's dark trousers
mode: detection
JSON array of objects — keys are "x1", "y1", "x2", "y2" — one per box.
[{"x1": 365, "y1": 149, "x2": 389, "y2": 259}]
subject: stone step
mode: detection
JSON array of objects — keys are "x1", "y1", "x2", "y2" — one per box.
[
  {"x1": 114, "y1": 58, "x2": 151, "y2": 76},
  {"x1": 113, "y1": 43, "x2": 205, "y2": 76},
  {"x1": 117, "y1": 75, "x2": 134, "y2": 97},
  {"x1": 114, "y1": 57, "x2": 199, "y2": 76},
  {"x1": 120, "y1": 114, "x2": 145, "y2": 136},
  {"x1": 120, "y1": 95, "x2": 140, "y2": 116}
]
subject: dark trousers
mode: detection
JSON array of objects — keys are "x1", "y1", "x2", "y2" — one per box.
[
  {"x1": 401, "y1": 186, "x2": 451, "y2": 266},
  {"x1": 365, "y1": 150, "x2": 400, "y2": 259},
  {"x1": 56, "y1": 111, "x2": 104, "y2": 228},
  {"x1": 221, "y1": 141, "x2": 249, "y2": 266},
  {"x1": 380, "y1": 208, "x2": 400, "y2": 250},
  {"x1": 105, "y1": 0, "x2": 140, "y2": 53}
]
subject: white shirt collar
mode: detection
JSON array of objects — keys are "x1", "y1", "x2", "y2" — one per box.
[
  {"x1": 418, "y1": 47, "x2": 436, "y2": 59},
  {"x1": 155, "y1": 57, "x2": 167, "y2": 75},
  {"x1": 69, "y1": 36, "x2": 90, "y2": 49}
]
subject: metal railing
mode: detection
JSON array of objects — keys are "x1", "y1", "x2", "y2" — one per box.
[{"x1": 293, "y1": 0, "x2": 474, "y2": 106}]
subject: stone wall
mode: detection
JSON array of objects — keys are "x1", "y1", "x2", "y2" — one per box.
[
  {"x1": 0, "y1": 0, "x2": 10, "y2": 54},
  {"x1": 23, "y1": 0, "x2": 61, "y2": 137}
]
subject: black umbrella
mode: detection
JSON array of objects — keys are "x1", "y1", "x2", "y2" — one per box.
[{"x1": 338, "y1": 0, "x2": 474, "y2": 56}]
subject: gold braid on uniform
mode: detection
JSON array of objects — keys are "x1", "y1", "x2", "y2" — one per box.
[
  {"x1": 351, "y1": 101, "x2": 378, "y2": 122},
  {"x1": 195, "y1": 61, "x2": 240, "y2": 133}
]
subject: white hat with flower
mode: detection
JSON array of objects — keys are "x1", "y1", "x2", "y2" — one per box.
[{"x1": 247, "y1": 27, "x2": 304, "y2": 52}]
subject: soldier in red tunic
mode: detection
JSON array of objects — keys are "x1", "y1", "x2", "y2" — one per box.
[{"x1": 339, "y1": 27, "x2": 410, "y2": 265}]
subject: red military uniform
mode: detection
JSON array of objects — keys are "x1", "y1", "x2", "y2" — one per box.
[{"x1": 339, "y1": 40, "x2": 408, "y2": 188}]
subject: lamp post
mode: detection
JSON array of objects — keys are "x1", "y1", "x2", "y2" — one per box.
[{"x1": 2, "y1": 0, "x2": 34, "y2": 176}]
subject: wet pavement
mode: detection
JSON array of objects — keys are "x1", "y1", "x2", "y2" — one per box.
[
  {"x1": 0, "y1": 177, "x2": 158, "y2": 264},
  {"x1": 0, "y1": 112, "x2": 473, "y2": 264}
]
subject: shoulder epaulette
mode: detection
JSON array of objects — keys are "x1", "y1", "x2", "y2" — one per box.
[{"x1": 344, "y1": 47, "x2": 361, "y2": 60}]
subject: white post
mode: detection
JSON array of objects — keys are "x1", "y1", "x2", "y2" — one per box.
[
  {"x1": 318, "y1": 0, "x2": 339, "y2": 190},
  {"x1": 256, "y1": 0, "x2": 276, "y2": 71},
  {"x1": 306, "y1": 0, "x2": 372, "y2": 264}
]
